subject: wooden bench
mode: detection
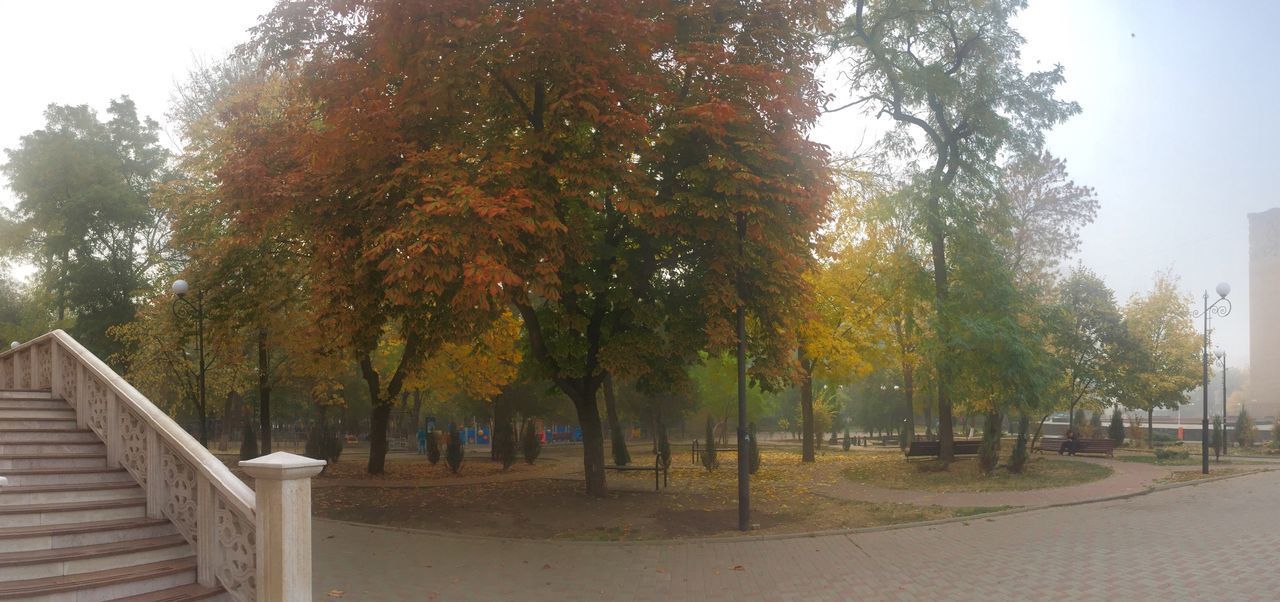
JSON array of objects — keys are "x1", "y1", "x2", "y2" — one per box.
[
  {"x1": 1035, "y1": 438, "x2": 1115, "y2": 457},
  {"x1": 904, "y1": 439, "x2": 982, "y2": 458},
  {"x1": 604, "y1": 455, "x2": 669, "y2": 491}
]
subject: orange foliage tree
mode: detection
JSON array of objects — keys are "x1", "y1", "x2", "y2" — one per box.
[{"x1": 228, "y1": 0, "x2": 835, "y2": 489}]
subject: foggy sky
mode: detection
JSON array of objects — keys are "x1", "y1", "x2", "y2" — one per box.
[{"x1": 2, "y1": 0, "x2": 1274, "y2": 373}]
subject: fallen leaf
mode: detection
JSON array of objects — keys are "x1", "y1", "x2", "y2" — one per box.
[
  {"x1": 731, "y1": 565, "x2": 745, "y2": 571},
  {"x1": 327, "y1": 590, "x2": 345, "y2": 598}
]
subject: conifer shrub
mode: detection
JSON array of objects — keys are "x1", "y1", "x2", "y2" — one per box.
[
  {"x1": 495, "y1": 421, "x2": 516, "y2": 470},
  {"x1": 701, "y1": 416, "x2": 718, "y2": 471},
  {"x1": 239, "y1": 422, "x2": 259, "y2": 461},
  {"x1": 521, "y1": 421, "x2": 541, "y2": 465},
  {"x1": 611, "y1": 424, "x2": 631, "y2": 467},
  {"x1": 1072, "y1": 408, "x2": 1087, "y2": 435},
  {"x1": 1234, "y1": 407, "x2": 1257, "y2": 448},
  {"x1": 1211, "y1": 415, "x2": 1222, "y2": 457},
  {"x1": 842, "y1": 427, "x2": 852, "y2": 451},
  {"x1": 1108, "y1": 406, "x2": 1125, "y2": 445},
  {"x1": 426, "y1": 430, "x2": 441, "y2": 465},
  {"x1": 445, "y1": 424, "x2": 464, "y2": 474},
  {"x1": 304, "y1": 424, "x2": 344, "y2": 466}
]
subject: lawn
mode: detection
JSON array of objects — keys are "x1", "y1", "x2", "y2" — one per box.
[{"x1": 841, "y1": 453, "x2": 1113, "y2": 492}]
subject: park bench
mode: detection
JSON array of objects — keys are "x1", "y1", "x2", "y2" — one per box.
[
  {"x1": 690, "y1": 439, "x2": 739, "y2": 464},
  {"x1": 1035, "y1": 438, "x2": 1115, "y2": 457},
  {"x1": 604, "y1": 454, "x2": 669, "y2": 491},
  {"x1": 904, "y1": 439, "x2": 982, "y2": 458}
]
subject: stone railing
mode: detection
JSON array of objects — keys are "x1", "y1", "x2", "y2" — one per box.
[{"x1": 0, "y1": 331, "x2": 322, "y2": 601}]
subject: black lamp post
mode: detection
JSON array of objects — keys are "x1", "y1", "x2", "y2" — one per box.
[
  {"x1": 1193, "y1": 283, "x2": 1231, "y2": 475},
  {"x1": 171, "y1": 279, "x2": 209, "y2": 444},
  {"x1": 1214, "y1": 348, "x2": 1227, "y2": 456},
  {"x1": 735, "y1": 213, "x2": 750, "y2": 532}
]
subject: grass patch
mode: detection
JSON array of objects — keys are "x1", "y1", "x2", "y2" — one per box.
[{"x1": 842, "y1": 455, "x2": 1112, "y2": 493}]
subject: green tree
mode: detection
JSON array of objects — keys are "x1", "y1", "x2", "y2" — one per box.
[
  {"x1": 833, "y1": 0, "x2": 1077, "y2": 461},
  {"x1": 1211, "y1": 415, "x2": 1223, "y2": 458},
  {"x1": 2, "y1": 98, "x2": 170, "y2": 357},
  {"x1": 1043, "y1": 269, "x2": 1126, "y2": 439}
]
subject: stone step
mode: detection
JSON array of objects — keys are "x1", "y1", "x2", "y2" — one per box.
[
  {"x1": 0, "y1": 428, "x2": 99, "y2": 443},
  {"x1": 0, "y1": 556, "x2": 197, "y2": 600},
  {"x1": 0, "y1": 399, "x2": 73, "y2": 411},
  {"x1": 0, "y1": 467, "x2": 133, "y2": 487},
  {"x1": 0, "y1": 534, "x2": 191, "y2": 580},
  {"x1": 0, "y1": 441, "x2": 105, "y2": 455},
  {"x1": 116, "y1": 583, "x2": 227, "y2": 602},
  {"x1": 0, "y1": 408, "x2": 78, "y2": 421},
  {"x1": 0, "y1": 453, "x2": 108, "y2": 470},
  {"x1": 0, "y1": 481, "x2": 144, "y2": 507},
  {"x1": 0, "y1": 390, "x2": 54, "y2": 400},
  {"x1": 0, "y1": 516, "x2": 172, "y2": 553},
  {"x1": 0, "y1": 419, "x2": 79, "y2": 431}
]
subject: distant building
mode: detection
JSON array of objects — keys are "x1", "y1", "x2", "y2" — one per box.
[{"x1": 1249, "y1": 208, "x2": 1280, "y2": 416}]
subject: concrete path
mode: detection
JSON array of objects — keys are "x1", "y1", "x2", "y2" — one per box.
[{"x1": 313, "y1": 469, "x2": 1280, "y2": 600}]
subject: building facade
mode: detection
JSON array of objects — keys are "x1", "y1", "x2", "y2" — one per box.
[{"x1": 1249, "y1": 208, "x2": 1280, "y2": 416}]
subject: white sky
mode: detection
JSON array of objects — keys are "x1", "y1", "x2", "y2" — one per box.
[{"x1": 1, "y1": 0, "x2": 1272, "y2": 370}]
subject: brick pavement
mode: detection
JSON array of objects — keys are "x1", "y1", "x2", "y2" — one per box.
[{"x1": 313, "y1": 469, "x2": 1280, "y2": 600}]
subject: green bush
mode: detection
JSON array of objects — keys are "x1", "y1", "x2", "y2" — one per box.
[
  {"x1": 1154, "y1": 447, "x2": 1189, "y2": 461},
  {"x1": 445, "y1": 425, "x2": 464, "y2": 474},
  {"x1": 304, "y1": 424, "x2": 344, "y2": 466},
  {"x1": 521, "y1": 421, "x2": 541, "y2": 465},
  {"x1": 426, "y1": 430, "x2": 441, "y2": 465},
  {"x1": 701, "y1": 416, "x2": 718, "y2": 471}
]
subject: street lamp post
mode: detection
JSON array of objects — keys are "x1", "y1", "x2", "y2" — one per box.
[
  {"x1": 171, "y1": 279, "x2": 209, "y2": 445},
  {"x1": 1193, "y1": 283, "x2": 1231, "y2": 475},
  {"x1": 1215, "y1": 348, "x2": 1227, "y2": 456},
  {"x1": 734, "y1": 213, "x2": 749, "y2": 532}
]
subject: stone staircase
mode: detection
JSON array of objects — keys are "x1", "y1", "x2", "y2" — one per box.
[{"x1": 0, "y1": 389, "x2": 224, "y2": 601}]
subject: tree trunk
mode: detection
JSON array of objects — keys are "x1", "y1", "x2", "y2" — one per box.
[
  {"x1": 902, "y1": 361, "x2": 915, "y2": 448},
  {"x1": 219, "y1": 390, "x2": 235, "y2": 451},
  {"x1": 978, "y1": 409, "x2": 1002, "y2": 475},
  {"x1": 799, "y1": 352, "x2": 816, "y2": 463},
  {"x1": 924, "y1": 394, "x2": 934, "y2": 440},
  {"x1": 1032, "y1": 414, "x2": 1051, "y2": 451},
  {"x1": 1152, "y1": 407, "x2": 1162, "y2": 448},
  {"x1": 603, "y1": 373, "x2": 629, "y2": 466},
  {"x1": 924, "y1": 191, "x2": 954, "y2": 462},
  {"x1": 368, "y1": 403, "x2": 391, "y2": 475},
  {"x1": 1009, "y1": 414, "x2": 1030, "y2": 474},
  {"x1": 569, "y1": 388, "x2": 607, "y2": 496},
  {"x1": 257, "y1": 329, "x2": 272, "y2": 455}
]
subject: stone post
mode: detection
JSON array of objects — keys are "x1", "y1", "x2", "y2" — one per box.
[{"x1": 239, "y1": 452, "x2": 325, "y2": 601}]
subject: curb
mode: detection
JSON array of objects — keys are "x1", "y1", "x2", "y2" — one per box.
[{"x1": 314, "y1": 467, "x2": 1272, "y2": 547}]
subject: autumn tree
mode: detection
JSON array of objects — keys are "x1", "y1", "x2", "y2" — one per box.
[
  {"x1": 1122, "y1": 272, "x2": 1201, "y2": 448},
  {"x1": 239, "y1": 0, "x2": 836, "y2": 492},
  {"x1": 832, "y1": 0, "x2": 1077, "y2": 461}
]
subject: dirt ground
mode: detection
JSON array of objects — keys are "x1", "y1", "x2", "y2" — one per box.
[{"x1": 311, "y1": 446, "x2": 1010, "y2": 540}]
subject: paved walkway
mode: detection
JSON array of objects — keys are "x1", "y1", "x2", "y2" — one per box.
[
  {"x1": 821, "y1": 455, "x2": 1174, "y2": 507},
  {"x1": 314, "y1": 469, "x2": 1280, "y2": 600}
]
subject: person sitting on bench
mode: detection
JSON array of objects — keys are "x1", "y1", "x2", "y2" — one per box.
[{"x1": 1059, "y1": 429, "x2": 1079, "y2": 456}]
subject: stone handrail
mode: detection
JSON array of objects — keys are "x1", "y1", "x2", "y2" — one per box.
[{"x1": 1, "y1": 330, "x2": 322, "y2": 601}]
